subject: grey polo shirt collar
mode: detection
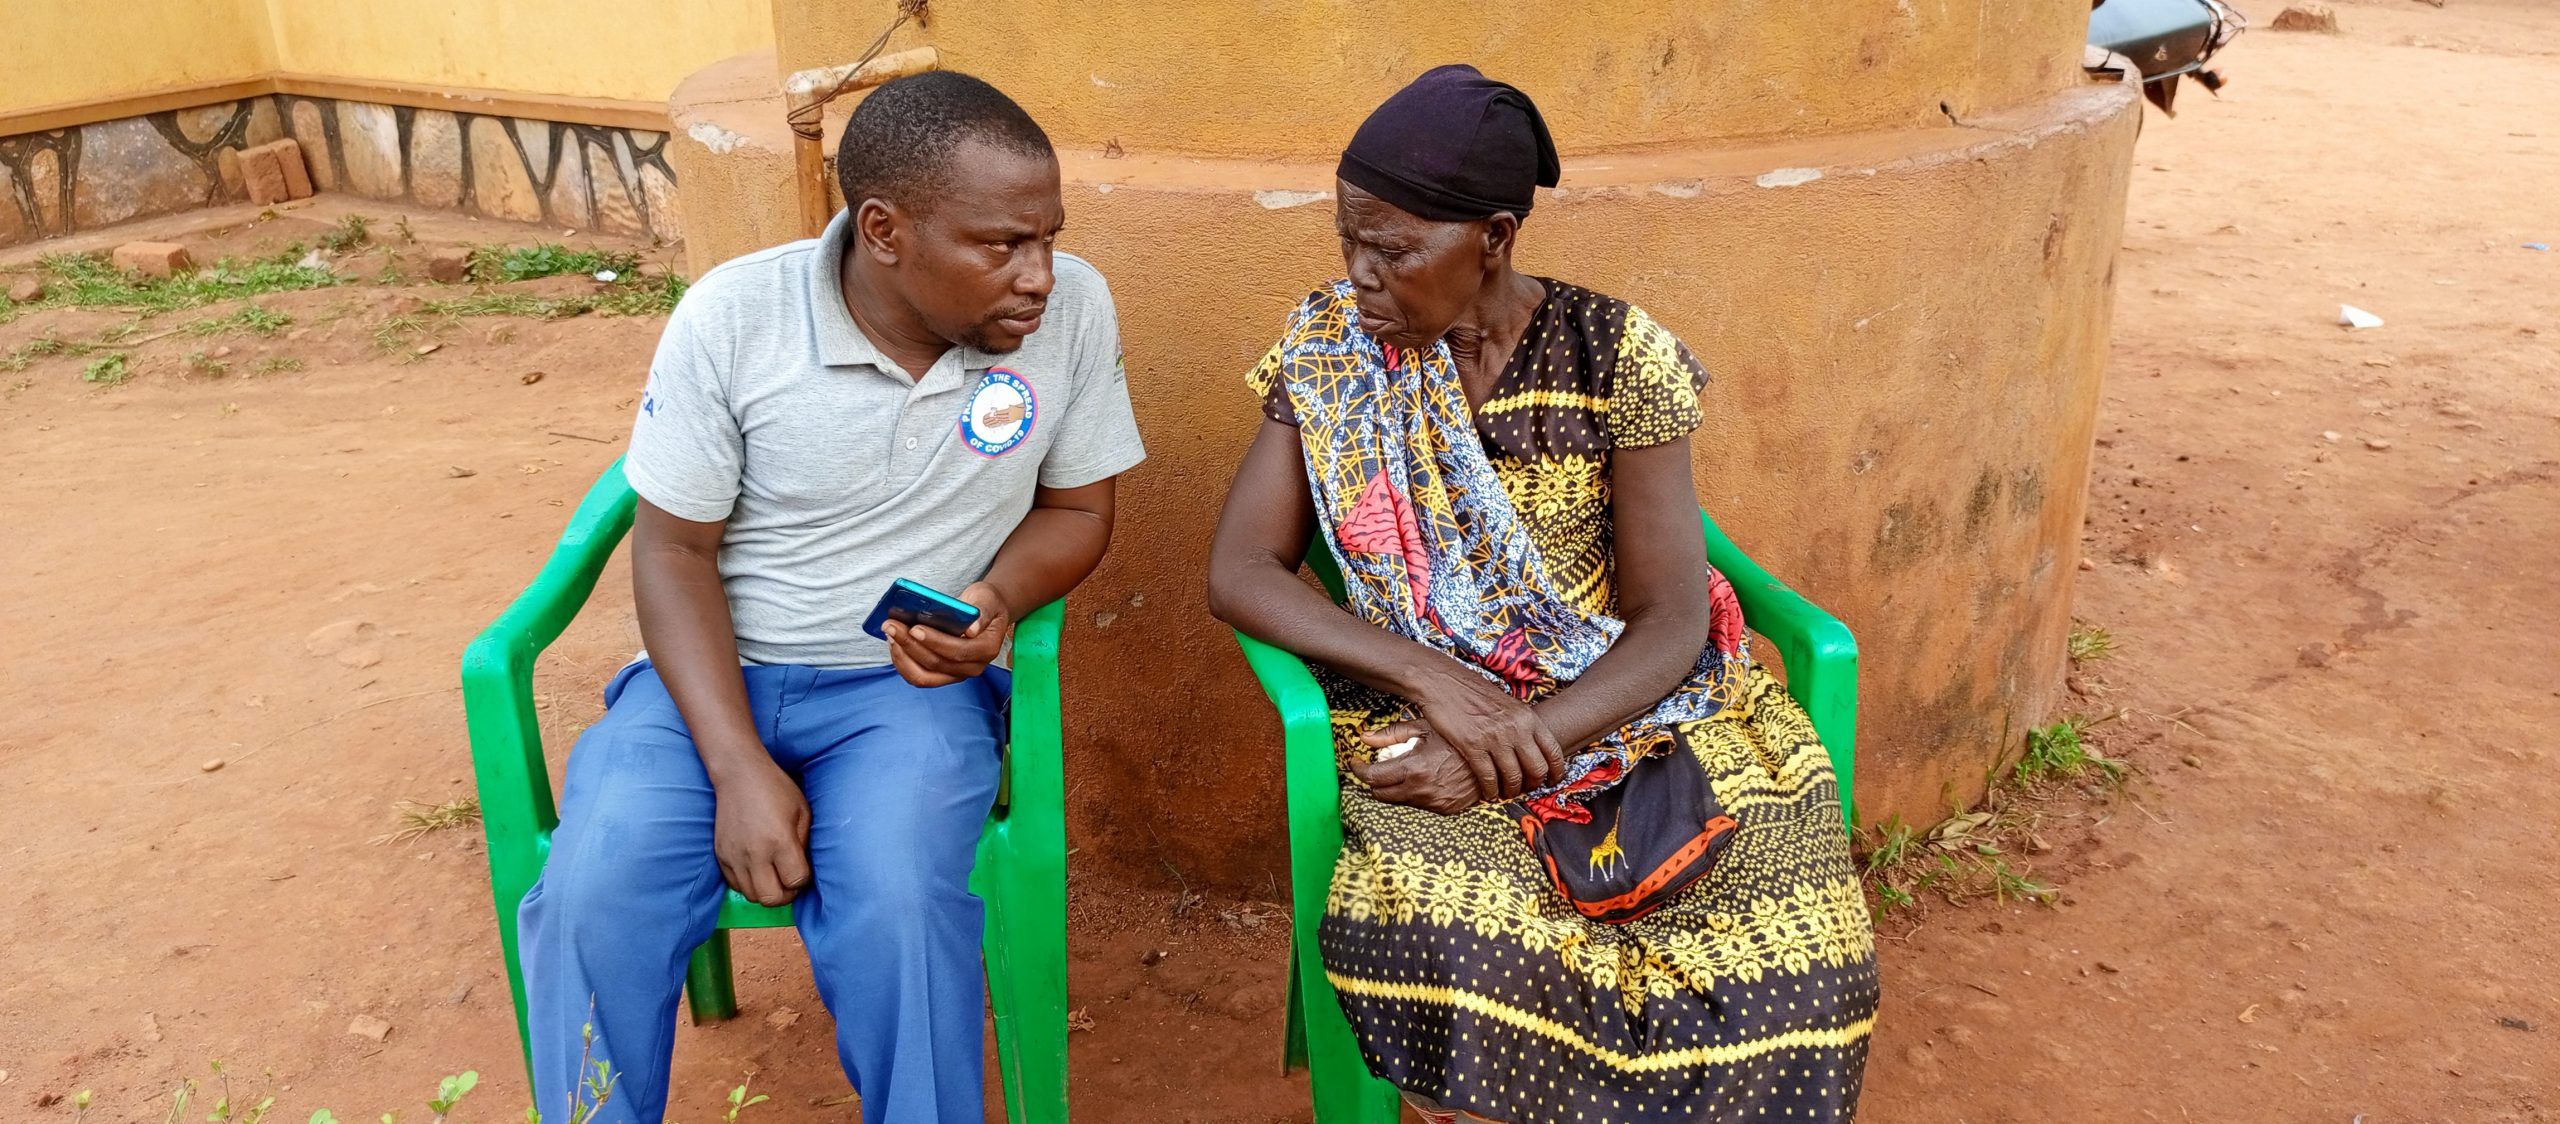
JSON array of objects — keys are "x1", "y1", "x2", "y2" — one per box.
[{"x1": 806, "y1": 210, "x2": 1000, "y2": 396}]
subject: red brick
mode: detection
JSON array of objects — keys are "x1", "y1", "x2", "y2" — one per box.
[
  {"x1": 7, "y1": 275, "x2": 45, "y2": 303},
  {"x1": 241, "y1": 145, "x2": 288, "y2": 206},
  {"x1": 424, "y1": 247, "x2": 472, "y2": 284},
  {"x1": 270, "y1": 139, "x2": 316, "y2": 199},
  {"x1": 112, "y1": 242, "x2": 193, "y2": 278}
]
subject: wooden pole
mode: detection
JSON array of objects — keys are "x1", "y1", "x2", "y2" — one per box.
[{"x1": 785, "y1": 45, "x2": 940, "y2": 239}]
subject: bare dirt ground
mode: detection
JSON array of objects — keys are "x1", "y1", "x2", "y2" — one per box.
[{"x1": 3, "y1": 1, "x2": 2555, "y2": 1120}]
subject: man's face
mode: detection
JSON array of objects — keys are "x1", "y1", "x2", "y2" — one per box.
[{"x1": 886, "y1": 139, "x2": 1066, "y2": 355}]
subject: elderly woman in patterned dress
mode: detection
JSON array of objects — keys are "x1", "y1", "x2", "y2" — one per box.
[{"x1": 1206, "y1": 65, "x2": 1879, "y2": 1124}]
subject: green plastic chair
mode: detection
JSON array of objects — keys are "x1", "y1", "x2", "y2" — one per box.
[
  {"x1": 1230, "y1": 509, "x2": 1859, "y2": 1124},
  {"x1": 460, "y1": 457, "x2": 1071, "y2": 1124}
]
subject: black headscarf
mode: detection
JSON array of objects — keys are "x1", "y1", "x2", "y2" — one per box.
[{"x1": 1336, "y1": 64, "x2": 1562, "y2": 222}]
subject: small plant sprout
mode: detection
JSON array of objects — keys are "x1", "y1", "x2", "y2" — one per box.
[
  {"x1": 427, "y1": 1071, "x2": 478, "y2": 1121},
  {"x1": 81, "y1": 353, "x2": 131, "y2": 386},
  {"x1": 1984, "y1": 856, "x2": 2059, "y2": 904},
  {"x1": 471, "y1": 243, "x2": 638, "y2": 283},
  {"x1": 554, "y1": 1019, "x2": 620, "y2": 1124},
  {"x1": 184, "y1": 303, "x2": 291, "y2": 337},
  {"x1": 1862, "y1": 817, "x2": 1913, "y2": 874},
  {"x1": 159, "y1": 1076, "x2": 195, "y2": 1124},
  {"x1": 374, "y1": 797, "x2": 482, "y2": 844},
  {"x1": 2018, "y1": 718, "x2": 2084, "y2": 781},
  {"x1": 2068, "y1": 620, "x2": 2116, "y2": 661},
  {"x1": 321, "y1": 215, "x2": 373, "y2": 253},
  {"x1": 723, "y1": 1078, "x2": 770, "y2": 1121},
  {"x1": 373, "y1": 312, "x2": 433, "y2": 353}
]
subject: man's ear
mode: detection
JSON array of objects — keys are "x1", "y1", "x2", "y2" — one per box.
[{"x1": 855, "y1": 197, "x2": 905, "y2": 266}]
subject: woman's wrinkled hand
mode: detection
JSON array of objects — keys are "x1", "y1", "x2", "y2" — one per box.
[
  {"x1": 1351, "y1": 722, "x2": 1484, "y2": 815},
  {"x1": 1401, "y1": 669, "x2": 1566, "y2": 801}
]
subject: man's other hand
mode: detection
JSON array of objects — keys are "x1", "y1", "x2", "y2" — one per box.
[
  {"x1": 712, "y1": 759, "x2": 811, "y2": 906},
  {"x1": 885, "y1": 580, "x2": 1012, "y2": 687}
]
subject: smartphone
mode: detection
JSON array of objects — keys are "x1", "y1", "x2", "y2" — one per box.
[{"x1": 863, "y1": 578, "x2": 983, "y2": 641}]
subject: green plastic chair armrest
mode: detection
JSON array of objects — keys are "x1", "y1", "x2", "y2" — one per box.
[
  {"x1": 462, "y1": 459, "x2": 639, "y2": 885},
  {"x1": 1698, "y1": 509, "x2": 1858, "y2": 827},
  {"x1": 1237, "y1": 630, "x2": 1345, "y2": 920}
]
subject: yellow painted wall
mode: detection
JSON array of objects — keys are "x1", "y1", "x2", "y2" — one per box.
[
  {"x1": 0, "y1": 0, "x2": 773, "y2": 117},
  {"x1": 0, "y1": 0, "x2": 274, "y2": 112},
  {"x1": 262, "y1": 0, "x2": 774, "y2": 103},
  {"x1": 775, "y1": 0, "x2": 2088, "y2": 159}
]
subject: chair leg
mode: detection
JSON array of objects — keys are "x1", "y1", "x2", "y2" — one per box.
[
  {"x1": 1283, "y1": 950, "x2": 1310, "y2": 1073},
  {"x1": 685, "y1": 931, "x2": 740, "y2": 1024},
  {"x1": 979, "y1": 836, "x2": 1069, "y2": 1124}
]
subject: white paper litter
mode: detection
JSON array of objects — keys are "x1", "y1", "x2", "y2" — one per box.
[
  {"x1": 1375, "y1": 736, "x2": 1421, "y2": 762},
  {"x1": 2338, "y1": 304, "x2": 2384, "y2": 330},
  {"x1": 594, "y1": 270, "x2": 619, "y2": 282}
]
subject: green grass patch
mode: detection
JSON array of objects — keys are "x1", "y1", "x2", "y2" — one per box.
[
  {"x1": 184, "y1": 303, "x2": 292, "y2": 337},
  {"x1": 35, "y1": 250, "x2": 338, "y2": 314},
  {"x1": 373, "y1": 311, "x2": 435, "y2": 354},
  {"x1": 1862, "y1": 816, "x2": 1915, "y2": 876},
  {"x1": 254, "y1": 356, "x2": 303, "y2": 374},
  {"x1": 81, "y1": 352, "x2": 132, "y2": 386},
  {"x1": 2068, "y1": 621, "x2": 2116, "y2": 662},
  {"x1": 184, "y1": 350, "x2": 231, "y2": 378},
  {"x1": 421, "y1": 292, "x2": 584, "y2": 319},
  {"x1": 0, "y1": 329, "x2": 88, "y2": 371},
  {"x1": 468, "y1": 242, "x2": 641, "y2": 283},
  {"x1": 408, "y1": 269, "x2": 688, "y2": 328},
  {"x1": 318, "y1": 213, "x2": 371, "y2": 253},
  {"x1": 594, "y1": 270, "x2": 688, "y2": 316},
  {"x1": 2016, "y1": 716, "x2": 2124, "y2": 786}
]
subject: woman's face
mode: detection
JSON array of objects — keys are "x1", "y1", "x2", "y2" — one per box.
[{"x1": 1334, "y1": 179, "x2": 1490, "y2": 349}]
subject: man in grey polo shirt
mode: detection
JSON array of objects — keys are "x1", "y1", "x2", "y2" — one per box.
[{"x1": 516, "y1": 72, "x2": 1143, "y2": 1124}]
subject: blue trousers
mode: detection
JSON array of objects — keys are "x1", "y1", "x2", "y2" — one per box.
[{"x1": 518, "y1": 661, "x2": 1006, "y2": 1124}]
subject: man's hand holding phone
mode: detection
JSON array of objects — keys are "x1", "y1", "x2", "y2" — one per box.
[{"x1": 884, "y1": 580, "x2": 1011, "y2": 687}]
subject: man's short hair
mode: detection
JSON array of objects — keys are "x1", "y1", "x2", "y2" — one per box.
[{"x1": 835, "y1": 71, "x2": 1054, "y2": 217}]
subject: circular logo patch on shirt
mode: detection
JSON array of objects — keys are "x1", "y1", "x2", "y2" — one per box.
[{"x1": 960, "y1": 367, "x2": 1038, "y2": 457}]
